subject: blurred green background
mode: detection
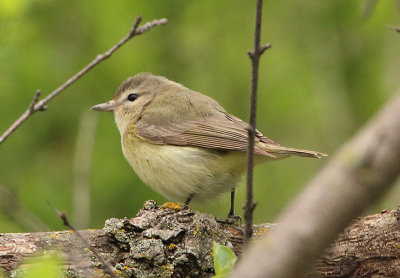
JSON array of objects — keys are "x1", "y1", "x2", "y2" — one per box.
[{"x1": 1, "y1": 0, "x2": 399, "y2": 232}]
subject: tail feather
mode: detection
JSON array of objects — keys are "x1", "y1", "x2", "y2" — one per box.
[{"x1": 265, "y1": 145, "x2": 327, "y2": 159}]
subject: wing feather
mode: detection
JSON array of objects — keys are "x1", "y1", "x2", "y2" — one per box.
[{"x1": 136, "y1": 112, "x2": 278, "y2": 157}]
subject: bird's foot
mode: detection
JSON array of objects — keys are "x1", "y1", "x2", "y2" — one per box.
[
  {"x1": 227, "y1": 213, "x2": 242, "y2": 224},
  {"x1": 216, "y1": 214, "x2": 242, "y2": 224}
]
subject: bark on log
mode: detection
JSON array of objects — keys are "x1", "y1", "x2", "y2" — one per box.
[
  {"x1": 312, "y1": 208, "x2": 400, "y2": 277},
  {"x1": 1, "y1": 201, "x2": 399, "y2": 277}
]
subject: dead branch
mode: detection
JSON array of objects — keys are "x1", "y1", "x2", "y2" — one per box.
[{"x1": 0, "y1": 16, "x2": 167, "y2": 145}]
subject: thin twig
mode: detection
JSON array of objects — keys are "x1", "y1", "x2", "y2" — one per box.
[
  {"x1": 0, "y1": 15, "x2": 168, "y2": 145},
  {"x1": 244, "y1": 0, "x2": 271, "y2": 244},
  {"x1": 387, "y1": 25, "x2": 400, "y2": 33},
  {"x1": 48, "y1": 202, "x2": 118, "y2": 278},
  {"x1": 28, "y1": 90, "x2": 43, "y2": 112}
]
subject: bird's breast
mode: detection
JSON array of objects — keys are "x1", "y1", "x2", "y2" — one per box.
[{"x1": 120, "y1": 132, "x2": 247, "y2": 202}]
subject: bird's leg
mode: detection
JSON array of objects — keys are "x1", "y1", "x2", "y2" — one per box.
[
  {"x1": 227, "y1": 188, "x2": 242, "y2": 223},
  {"x1": 228, "y1": 188, "x2": 236, "y2": 217},
  {"x1": 185, "y1": 193, "x2": 195, "y2": 205}
]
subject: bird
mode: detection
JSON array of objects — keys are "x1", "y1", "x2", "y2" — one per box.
[{"x1": 91, "y1": 73, "x2": 326, "y2": 219}]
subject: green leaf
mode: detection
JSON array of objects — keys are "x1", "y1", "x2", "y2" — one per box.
[
  {"x1": 22, "y1": 253, "x2": 63, "y2": 278},
  {"x1": 213, "y1": 242, "x2": 237, "y2": 277}
]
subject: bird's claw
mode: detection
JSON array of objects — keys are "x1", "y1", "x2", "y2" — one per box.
[{"x1": 216, "y1": 214, "x2": 242, "y2": 224}]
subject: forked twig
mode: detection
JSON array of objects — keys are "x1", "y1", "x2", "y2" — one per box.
[{"x1": 0, "y1": 15, "x2": 167, "y2": 145}]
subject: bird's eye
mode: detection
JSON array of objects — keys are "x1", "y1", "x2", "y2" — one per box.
[{"x1": 127, "y1": 94, "x2": 138, "y2": 101}]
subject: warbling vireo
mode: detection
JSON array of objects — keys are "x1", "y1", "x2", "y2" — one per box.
[{"x1": 91, "y1": 73, "x2": 326, "y2": 219}]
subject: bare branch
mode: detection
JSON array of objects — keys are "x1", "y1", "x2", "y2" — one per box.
[
  {"x1": 0, "y1": 16, "x2": 167, "y2": 145},
  {"x1": 48, "y1": 202, "x2": 118, "y2": 278},
  {"x1": 244, "y1": 0, "x2": 271, "y2": 243},
  {"x1": 387, "y1": 25, "x2": 400, "y2": 33}
]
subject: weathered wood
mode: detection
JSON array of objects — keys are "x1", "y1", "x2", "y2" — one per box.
[
  {"x1": 1, "y1": 201, "x2": 399, "y2": 277},
  {"x1": 311, "y1": 207, "x2": 400, "y2": 277}
]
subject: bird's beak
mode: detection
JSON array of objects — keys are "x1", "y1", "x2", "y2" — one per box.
[{"x1": 90, "y1": 101, "x2": 118, "y2": 112}]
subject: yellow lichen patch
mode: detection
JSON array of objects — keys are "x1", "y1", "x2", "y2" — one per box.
[
  {"x1": 50, "y1": 233, "x2": 59, "y2": 239},
  {"x1": 253, "y1": 226, "x2": 270, "y2": 236},
  {"x1": 192, "y1": 224, "x2": 201, "y2": 236},
  {"x1": 161, "y1": 202, "x2": 183, "y2": 211},
  {"x1": 94, "y1": 268, "x2": 104, "y2": 277},
  {"x1": 168, "y1": 243, "x2": 176, "y2": 250}
]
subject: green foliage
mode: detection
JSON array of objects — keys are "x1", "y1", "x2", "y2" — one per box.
[
  {"x1": 213, "y1": 242, "x2": 237, "y2": 277},
  {"x1": 1, "y1": 1, "x2": 399, "y2": 232},
  {"x1": 16, "y1": 253, "x2": 63, "y2": 278},
  {"x1": 0, "y1": 0, "x2": 30, "y2": 18}
]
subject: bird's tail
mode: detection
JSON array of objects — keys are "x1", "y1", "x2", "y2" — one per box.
[{"x1": 263, "y1": 145, "x2": 327, "y2": 159}]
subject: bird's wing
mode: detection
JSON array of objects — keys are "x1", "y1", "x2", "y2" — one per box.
[{"x1": 135, "y1": 111, "x2": 279, "y2": 157}]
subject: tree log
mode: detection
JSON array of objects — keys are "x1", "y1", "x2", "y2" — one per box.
[{"x1": 1, "y1": 201, "x2": 399, "y2": 277}]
